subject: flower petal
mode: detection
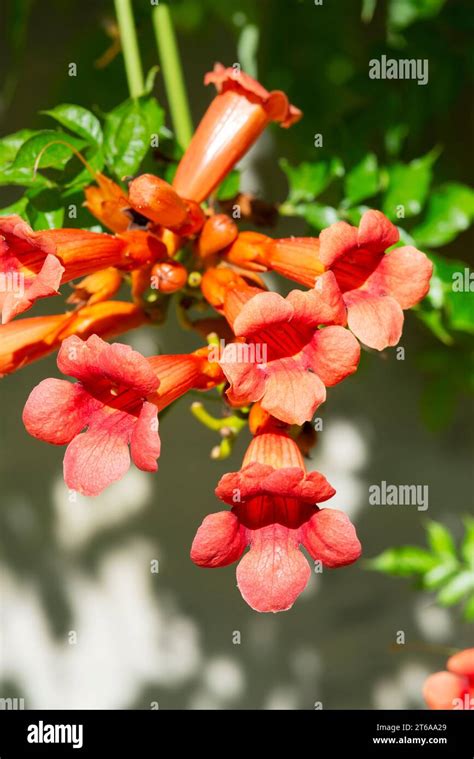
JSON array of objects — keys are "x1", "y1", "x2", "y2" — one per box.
[
  {"x1": 57, "y1": 334, "x2": 159, "y2": 395},
  {"x1": 286, "y1": 271, "x2": 347, "y2": 327},
  {"x1": 365, "y1": 245, "x2": 433, "y2": 309},
  {"x1": 63, "y1": 409, "x2": 134, "y2": 496},
  {"x1": 1, "y1": 253, "x2": 64, "y2": 324},
  {"x1": 22, "y1": 378, "x2": 98, "y2": 444},
  {"x1": 237, "y1": 526, "x2": 311, "y2": 612},
  {"x1": 344, "y1": 290, "x2": 404, "y2": 350},
  {"x1": 220, "y1": 346, "x2": 266, "y2": 406},
  {"x1": 447, "y1": 649, "x2": 474, "y2": 678},
  {"x1": 233, "y1": 291, "x2": 293, "y2": 337},
  {"x1": 301, "y1": 508, "x2": 361, "y2": 567},
  {"x1": 423, "y1": 671, "x2": 467, "y2": 710},
  {"x1": 191, "y1": 511, "x2": 247, "y2": 567},
  {"x1": 130, "y1": 401, "x2": 161, "y2": 472},
  {"x1": 309, "y1": 325, "x2": 360, "y2": 386},
  {"x1": 260, "y1": 357, "x2": 326, "y2": 425}
]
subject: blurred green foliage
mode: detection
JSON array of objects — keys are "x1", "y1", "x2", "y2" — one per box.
[{"x1": 368, "y1": 519, "x2": 474, "y2": 621}]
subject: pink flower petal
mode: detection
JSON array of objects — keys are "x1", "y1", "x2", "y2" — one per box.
[
  {"x1": 423, "y1": 671, "x2": 467, "y2": 710},
  {"x1": 236, "y1": 525, "x2": 311, "y2": 612},
  {"x1": 318, "y1": 220, "x2": 358, "y2": 267},
  {"x1": 220, "y1": 345, "x2": 266, "y2": 406},
  {"x1": 358, "y1": 209, "x2": 399, "y2": 252},
  {"x1": 344, "y1": 290, "x2": 404, "y2": 350},
  {"x1": 22, "y1": 378, "x2": 98, "y2": 444},
  {"x1": 260, "y1": 357, "x2": 326, "y2": 425},
  {"x1": 130, "y1": 401, "x2": 161, "y2": 472},
  {"x1": 63, "y1": 408, "x2": 134, "y2": 496},
  {"x1": 191, "y1": 511, "x2": 247, "y2": 567},
  {"x1": 286, "y1": 271, "x2": 347, "y2": 327},
  {"x1": 233, "y1": 291, "x2": 293, "y2": 337},
  {"x1": 57, "y1": 335, "x2": 159, "y2": 395},
  {"x1": 365, "y1": 245, "x2": 433, "y2": 309},
  {"x1": 309, "y1": 325, "x2": 360, "y2": 386},
  {"x1": 1, "y1": 253, "x2": 64, "y2": 324},
  {"x1": 301, "y1": 508, "x2": 361, "y2": 567}
]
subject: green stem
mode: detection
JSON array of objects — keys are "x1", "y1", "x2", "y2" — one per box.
[
  {"x1": 152, "y1": 3, "x2": 193, "y2": 148},
  {"x1": 114, "y1": 0, "x2": 145, "y2": 98}
]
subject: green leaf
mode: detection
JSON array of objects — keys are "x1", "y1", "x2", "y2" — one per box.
[
  {"x1": 382, "y1": 150, "x2": 439, "y2": 220},
  {"x1": 429, "y1": 253, "x2": 474, "y2": 335},
  {"x1": 42, "y1": 104, "x2": 103, "y2": 147},
  {"x1": 144, "y1": 66, "x2": 159, "y2": 94},
  {"x1": 388, "y1": 0, "x2": 447, "y2": 33},
  {"x1": 0, "y1": 129, "x2": 38, "y2": 166},
  {"x1": 422, "y1": 561, "x2": 459, "y2": 590},
  {"x1": 26, "y1": 187, "x2": 65, "y2": 230},
  {"x1": 303, "y1": 203, "x2": 339, "y2": 231},
  {"x1": 0, "y1": 195, "x2": 29, "y2": 219},
  {"x1": 11, "y1": 130, "x2": 85, "y2": 172},
  {"x1": 463, "y1": 594, "x2": 474, "y2": 622},
  {"x1": 368, "y1": 546, "x2": 437, "y2": 577},
  {"x1": 104, "y1": 95, "x2": 164, "y2": 177},
  {"x1": 412, "y1": 183, "x2": 474, "y2": 248},
  {"x1": 426, "y1": 520, "x2": 457, "y2": 558},
  {"x1": 344, "y1": 153, "x2": 379, "y2": 205},
  {"x1": 437, "y1": 571, "x2": 474, "y2": 606},
  {"x1": 280, "y1": 157, "x2": 344, "y2": 205},
  {"x1": 112, "y1": 107, "x2": 148, "y2": 179},
  {"x1": 462, "y1": 517, "x2": 474, "y2": 569},
  {"x1": 216, "y1": 170, "x2": 240, "y2": 200}
]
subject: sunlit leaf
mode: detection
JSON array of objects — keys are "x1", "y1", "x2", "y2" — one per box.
[
  {"x1": 368, "y1": 547, "x2": 437, "y2": 577},
  {"x1": 280, "y1": 157, "x2": 344, "y2": 205},
  {"x1": 42, "y1": 104, "x2": 103, "y2": 147},
  {"x1": 426, "y1": 520, "x2": 457, "y2": 558},
  {"x1": 382, "y1": 149, "x2": 439, "y2": 220},
  {"x1": 437, "y1": 571, "x2": 474, "y2": 606},
  {"x1": 344, "y1": 153, "x2": 379, "y2": 205}
]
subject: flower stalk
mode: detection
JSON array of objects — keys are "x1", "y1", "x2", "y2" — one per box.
[{"x1": 114, "y1": 0, "x2": 145, "y2": 98}]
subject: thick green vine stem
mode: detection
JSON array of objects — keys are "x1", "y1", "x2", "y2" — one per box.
[
  {"x1": 114, "y1": 0, "x2": 145, "y2": 98},
  {"x1": 152, "y1": 3, "x2": 193, "y2": 148}
]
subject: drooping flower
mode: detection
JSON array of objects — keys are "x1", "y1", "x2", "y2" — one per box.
[
  {"x1": 219, "y1": 271, "x2": 360, "y2": 425},
  {"x1": 172, "y1": 63, "x2": 302, "y2": 203},
  {"x1": 67, "y1": 267, "x2": 123, "y2": 306},
  {"x1": 23, "y1": 334, "x2": 162, "y2": 496},
  {"x1": 0, "y1": 301, "x2": 146, "y2": 377},
  {"x1": 191, "y1": 426, "x2": 361, "y2": 612},
  {"x1": 84, "y1": 172, "x2": 131, "y2": 233},
  {"x1": 22, "y1": 335, "x2": 225, "y2": 495},
  {"x1": 424, "y1": 649, "x2": 474, "y2": 710},
  {"x1": 0, "y1": 215, "x2": 166, "y2": 323}
]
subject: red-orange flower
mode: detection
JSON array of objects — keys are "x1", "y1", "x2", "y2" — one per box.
[
  {"x1": 191, "y1": 428, "x2": 361, "y2": 612},
  {"x1": 172, "y1": 63, "x2": 302, "y2": 203},
  {"x1": 424, "y1": 649, "x2": 474, "y2": 710},
  {"x1": 0, "y1": 301, "x2": 146, "y2": 377},
  {"x1": 0, "y1": 215, "x2": 166, "y2": 322}
]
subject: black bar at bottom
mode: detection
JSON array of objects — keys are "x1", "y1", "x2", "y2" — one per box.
[{"x1": 0, "y1": 709, "x2": 473, "y2": 757}]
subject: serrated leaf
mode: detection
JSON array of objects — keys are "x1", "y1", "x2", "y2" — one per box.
[
  {"x1": 412, "y1": 184, "x2": 474, "y2": 248},
  {"x1": 42, "y1": 104, "x2": 103, "y2": 147},
  {"x1": 382, "y1": 150, "x2": 439, "y2": 220},
  {"x1": 344, "y1": 153, "x2": 379, "y2": 205},
  {"x1": 437, "y1": 571, "x2": 474, "y2": 606},
  {"x1": 104, "y1": 95, "x2": 164, "y2": 176},
  {"x1": 368, "y1": 546, "x2": 437, "y2": 577},
  {"x1": 280, "y1": 157, "x2": 344, "y2": 205},
  {"x1": 429, "y1": 252, "x2": 474, "y2": 335},
  {"x1": 426, "y1": 520, "x2": 457, "y2": 558}
]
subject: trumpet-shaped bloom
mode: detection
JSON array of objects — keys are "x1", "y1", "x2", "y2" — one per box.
[
  {"x1": 173, "y1": 63, "x2": 302, "y2": 203},
  {"x1": 219, "y1": 272, "x2": 360, "y2": 425},
  {"x1": 191, "y1": 431, "x2": 361, "y2": 612},
  {"x1": 22, "y1": 336, "x2": 225, "y2": 495},
  {"x1": 0, "y1": 301, "x2": 146, "y2": 377},
  {"x1": 23, "y1": 335, "x2": 161, "y2": 496},
  {"x1": 424, "y1": 649, "x2": 474, "y2": 710},
  {"x1": 0, "y1": 215, "x2": 165, "y2": 323}
]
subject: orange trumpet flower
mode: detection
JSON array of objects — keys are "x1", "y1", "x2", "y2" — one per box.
[
  {"x1": 0, "y1": 300, "x2": 146, "y2": 376},
  {"x1": 172, "y1": 63, "x2": 302, "y2": 203}
]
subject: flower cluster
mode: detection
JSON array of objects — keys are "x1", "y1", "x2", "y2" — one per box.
[{"x1": 0, "y1": 64, "x2": 433, "y2": 611}]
